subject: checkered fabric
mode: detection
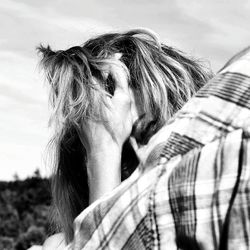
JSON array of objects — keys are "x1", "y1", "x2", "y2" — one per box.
[{"x1": 66, "y1": 47, "x2": 250, "y2": 250}]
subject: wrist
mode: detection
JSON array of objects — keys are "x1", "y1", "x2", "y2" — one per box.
[
  {"x1": 87, "y1": 144, "x2": 122, "y2": 203},
  {"x1": 87, "y1": 144, "x2": 122, "y2": 176},
  {"x1": 87, "y1": 143, "x2": 122, "y2": 203},
  {"x1": 88, "y1": 140, "x2": 123, "y2": 159}
]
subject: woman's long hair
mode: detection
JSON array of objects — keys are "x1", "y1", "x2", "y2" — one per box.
[{"x1": 37, "y1": 29, "x2": 212, "y2": 243}]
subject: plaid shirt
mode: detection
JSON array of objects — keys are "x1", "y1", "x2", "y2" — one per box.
[{"x1": 66, "y1": 48, "x2": 250, "y2": 250}]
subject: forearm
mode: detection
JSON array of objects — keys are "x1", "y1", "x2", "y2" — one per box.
[{"x1": 87, "y1": 144, "x2": 122, "y2": 204}]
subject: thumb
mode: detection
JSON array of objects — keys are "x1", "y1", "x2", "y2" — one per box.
[
  {"x1": 109, "y1": 59, "x2": 130, "y2": 96},
  {"x1": 108, "y1": 61, "x2": 131, "y2": 109}
]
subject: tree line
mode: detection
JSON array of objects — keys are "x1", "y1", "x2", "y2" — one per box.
[{"x1": 0, "y1": 170, "x2": 53, "y2": 250}]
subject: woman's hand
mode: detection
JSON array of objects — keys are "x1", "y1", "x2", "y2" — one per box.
[
  {"x1": 77, "y1": 55, "x2": 138, "y2": 203},
  {"x1": 80, "y1": 59, "x2": 137, "y2": 155}
]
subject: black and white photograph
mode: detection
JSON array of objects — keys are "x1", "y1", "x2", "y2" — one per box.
[{"x1": 1, "y1": 1, "x2": 250, "y2": 249}]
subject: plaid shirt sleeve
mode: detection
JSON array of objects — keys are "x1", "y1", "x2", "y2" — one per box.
[{"x1": 66, "y1": 47, "x2": 250, "y2": 250}]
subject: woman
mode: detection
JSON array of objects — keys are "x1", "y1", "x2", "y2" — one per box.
[{"x1": 38, "y1": 29, "x2": 211, "y2": 248}]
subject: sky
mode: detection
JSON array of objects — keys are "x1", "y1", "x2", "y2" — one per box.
[{"x1": 0, "y1": 0, "x2": 250, "y2": 180}]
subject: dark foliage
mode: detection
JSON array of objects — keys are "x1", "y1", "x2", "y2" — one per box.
[{"x1": 0, "y1": 170, "x2": 52, "y2": 249}]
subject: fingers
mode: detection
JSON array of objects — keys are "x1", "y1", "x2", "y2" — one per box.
[
  {"x1": 110, "y1": 63, "x2": 129, "y2": 95},
  {"x1": 129, "y1": 88, "x2": 139, "y2": 124},
  {"x1": 105, "y1": 57, "x2": 131, "y2": 112},
  {"x1": 100, "y1": 53, "x2": 130, "y2": 98}
]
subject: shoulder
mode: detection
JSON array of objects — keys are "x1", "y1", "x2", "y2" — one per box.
[{"x1": 42, "y1": 233, "x2": 66, "y2": 250}]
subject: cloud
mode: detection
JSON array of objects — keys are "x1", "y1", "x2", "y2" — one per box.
[
  {"x1": 174, "y1": 0, "x2": 250, "y2": 69},
  {"x1": 0, "y1": 0, "x2": 114, "y2": 180},
  {"x1": 0, "y1": 142, "x2": 49, "y2": 180},
  {"x1": 0, "y1": 0, "x2": 113, "y2": 54},
  {"x1": 0, "y1": 50, "x2": 50, "y2": 180},
  {"x1": 1, "y1": 0, "x2": 250, "y2": 180}
]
